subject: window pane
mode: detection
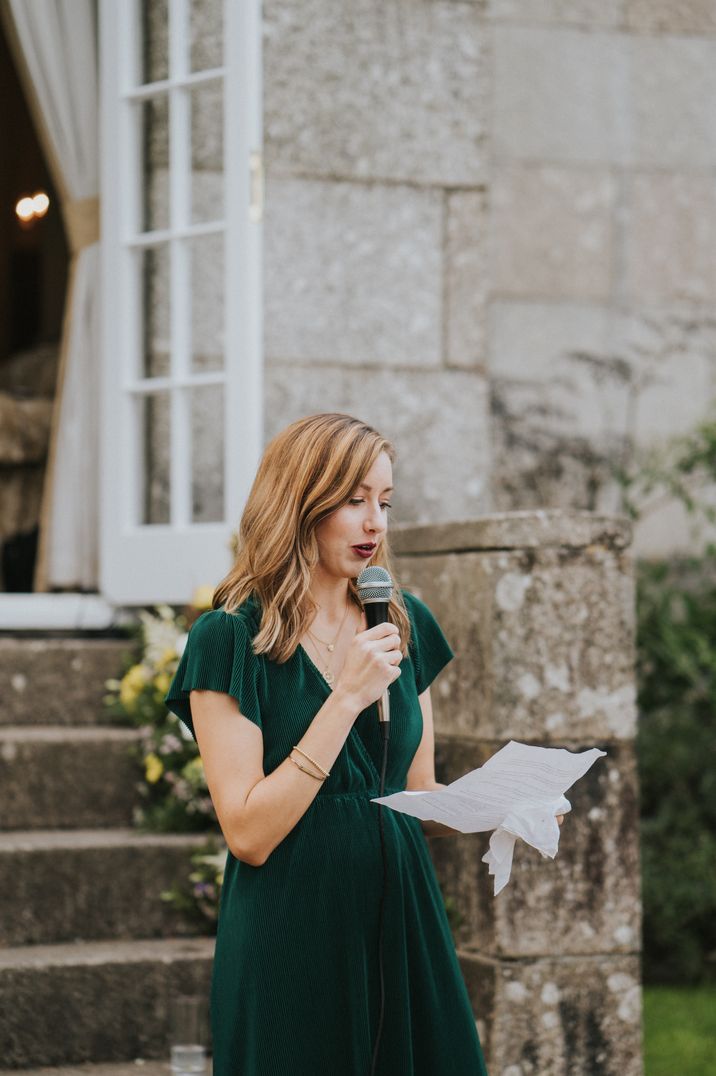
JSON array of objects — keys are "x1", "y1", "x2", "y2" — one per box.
[
  {"x1": 141, "y1": 95, "x2": 170, "y2": 232},
  {"x1": 141, "y1": 245, "x2": 170, "y2": 378},
  {"x1": 190, "y1": 0, "x2": 224, "y2": 72},
  {"x1": 139, "y1": 0, "x2": 169, "y2": 84},
  {"x1": 140, "y1": 393, "x2": 170, "y2": 524},
  {"x1": 189, "y1": 233, "x2": 224, "y2": 372},
  {"x1": 190, "y1": 79, "x2": 223, "y2": 224},
  {"x1": 191, "y1": 384, "x2": 224, "y2": 522}
]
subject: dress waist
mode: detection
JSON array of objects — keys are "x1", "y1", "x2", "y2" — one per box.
[{"x1": 314, "y1": 787, "x2": 403, "y2": 801}]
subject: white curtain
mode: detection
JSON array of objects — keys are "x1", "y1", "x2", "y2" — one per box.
[{"x1": 5, "y1": 0, "x2": 100, "y2": 590}]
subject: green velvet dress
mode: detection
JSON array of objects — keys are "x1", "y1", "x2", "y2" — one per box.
[{"x1": 165, "y1": 588, "x2": 488, "y2": 1076}]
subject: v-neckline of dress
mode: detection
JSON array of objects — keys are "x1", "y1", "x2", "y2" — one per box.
[
  {"x1": 298, "y1": 642, "x2": 335, "y2": 695},
  {"x1": 297, "y1": 642, "x2": 383, "y2": 785}
]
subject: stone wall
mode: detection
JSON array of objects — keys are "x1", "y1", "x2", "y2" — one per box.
[
  {"x1": 394, "y1": 510, "x2": 642, "y2": 1075},
  {"x1": 260, "y1": 0, "x2": 716, "y2": 555}
]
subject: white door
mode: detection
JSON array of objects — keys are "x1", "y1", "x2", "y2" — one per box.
[{"x1": 99, "y1": 0, "x2": 262, "y2": 605}]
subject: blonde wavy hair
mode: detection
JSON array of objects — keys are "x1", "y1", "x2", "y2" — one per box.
[{"x1": 212, "y1": 413, "x2": 411, "y2": 663}]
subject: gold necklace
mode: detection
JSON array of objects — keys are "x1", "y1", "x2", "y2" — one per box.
[{"x1": 305, "y1": 594, "x2": 352, "y2": 685}]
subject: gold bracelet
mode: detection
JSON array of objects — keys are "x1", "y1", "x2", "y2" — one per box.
[
  {"x1": 288, "y1": 754, "x2": 325, "y2": 781},
  {"x1": 291, "y1": 744, "x2": 331, "y2": 779}
]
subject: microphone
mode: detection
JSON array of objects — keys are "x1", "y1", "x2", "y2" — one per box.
[{"x1": 356, "y1": 565, "x2": 393, "y2": 730}]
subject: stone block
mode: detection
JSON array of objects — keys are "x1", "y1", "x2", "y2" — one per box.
[
  {"x1": 0, "y1": 937, "x2": 213, "y2": 1067},
  {"x1": 446, "y1": 190, "x2": 488, "y2": 368},
  {"x1": 429, "y1": 741, "x2": 640, "y2": 958},
  {"x1": 395, "y1": 522, "x2": 636, "y2": 741},
  {"x1": 489, "y1": 300, "x2": 632, "y2": 444},
  {"x1": 490, "y1": 166, "x2": 616, "y2": 300},
  {"x1": 0, "y1": 727, "x2": 142, "y2": 830},
  {"x1": 0, "y1": 637, "x2": 136, "y2": 726},
  {"x1": 631, "y1": 36, "x2": 716, "y2": 168},
  {"x1": 0, "y1": 830, "x2": 210, "y2": 946},
  {"x1": 488, "y1": 301, "x2": 716, "y2": 510},
  {"x1": 263, "y1": 0, "x2": 487, "y2": 185},
  {"x1": 264, "y1": 177, "x2": 442, "y2": 366},
  {"x1": 625, "y1": 173, "x2": 716, "y2": 305},
  {"x1": 626, "y1": 0, "x2": 716, "y2": 33},
  {"x1": 265, "y1": 363, "x2": 491, "y2": 523},
  {"x1": 459, "y1": 951, "x2": 643, "y2": 1075},
  {"x1": 492, "y1": 26, "x2": 629, "y2": 164},
  {"x1": 488, "y1": 0, "x2": 623, "y2": 27}
]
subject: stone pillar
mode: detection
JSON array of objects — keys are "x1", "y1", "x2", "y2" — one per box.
[{"x1": 394, "y1": 510, "x2": 642, "y2": 1076}]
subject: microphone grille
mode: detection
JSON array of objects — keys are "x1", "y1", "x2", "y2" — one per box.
[{"x1": 356, "y1": 565, "x2": 393, "y2": 604}]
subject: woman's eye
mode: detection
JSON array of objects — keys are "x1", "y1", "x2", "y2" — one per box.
[{"x1": 348, "y1": 498, "x2": 391, "y2": 509}]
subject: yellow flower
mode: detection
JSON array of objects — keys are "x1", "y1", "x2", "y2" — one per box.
[
  {"x1": 156, "y1": 647, "x2": 178, "y2": 671},
  {"x1": 144, "y1": 752, "x2": 164, "y2": 784},
  {"x1": 154, "y1": 671, "x2": 171, "y2": 695},
  {"x1": 191, "y1": 584, "x2": 215, "y2": 611},
  {"x1": 120, "y1": 664, "x2": 149, "y2": 711}
]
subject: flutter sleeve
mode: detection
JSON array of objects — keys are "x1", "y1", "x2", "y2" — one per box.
[
  {"x1": 164, "y1": 609, "x2": 262, "y2": 742},
  {"x1": 402, "y1": 589, "x2": 455, "y2": 695}
]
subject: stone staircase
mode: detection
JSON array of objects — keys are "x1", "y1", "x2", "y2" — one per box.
[{"x1": 0, "y1": 635, "x2": 215, "y2": 1074}]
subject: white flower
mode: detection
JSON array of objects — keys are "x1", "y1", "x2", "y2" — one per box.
[
  {"x1": 175, "y1": 632, "x2": 189, "y2": 657},
  {"x1": 139, "y1": 609, "x2": 184, "y2": 668}
]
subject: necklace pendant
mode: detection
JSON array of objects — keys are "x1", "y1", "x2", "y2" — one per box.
[{"x1": 327, "y1": 644, "x2": 335, "y2": 652}]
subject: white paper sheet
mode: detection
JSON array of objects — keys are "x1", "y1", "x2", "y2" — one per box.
[{"x1": 371, "y1": 740, "x2": 606, "y2": 894}]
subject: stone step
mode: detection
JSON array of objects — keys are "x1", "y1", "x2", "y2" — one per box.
[
  {"x1": 0, "y1": 1064, "x2": 214, "y2": 1076},
  {"x1": 0, "y1": 636, "x2": 136, "y2": 726},
  {"x1": 0, "y1": 727, "x2": 143, "y2": 830},
  {"x1": 0, "y1": 937, "x2": 214, "y2": 1068},
  {"x1": 0, "y1": 828, "x2": 218, "y2": 947},
  {"x1": 0, "y1": 1065, "x2": 179, "y2": 1076}
]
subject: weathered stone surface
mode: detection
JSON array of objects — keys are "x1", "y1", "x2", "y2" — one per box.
[
  {"x1": 488, "y1": 0, "x2": 623, "y2": 26},
  {"x1": 459, "y1": 952, "x2": 643, "y2": 1075},
  {"x1": 625, "y1": 173, "x2": 716, "y2": 304},
  {"x1": 0, "y1": 727, "x2": 143, "y2": 829},
  {"x1": 488, "y1": 301, "x2": 716, "y2": 519},
  {"x1": 626, "y1": 0, "x2": 716, "y2": 34},
  {"x1": 430, "y1": 741, "x2": 640, "y2": 958},
  {"x1": 265, "y1": 363, "x2": 491, "y2": 523},
  {"x1": 445, "y1": 190, "x2": 488, "y2": 368},
  {"x1": 392, "y1": 511, "x2": 632, "y2": 555},
  {"x1": 0, "y1": 637, "x2": 136, "y2": 726},
  {"x1": 488, "y1": 300, "x2": 631, "y2": 512},
  {"x1": 0, "y1": 1065, "x2": 188, "y2": 1076},
  {"x1": 491, "y1": 165, "x2": 616, "y2": 300},
  {"x1": 492, "y1": 26, "x2": 629, "y2": 163},
  {"x1": 396, "y1": 541, "x2": 636, "y2": 741},
  {"x1": 263, "y1": 0, "x2": 487, "y2": 185},
  {"x1": 0, "y1": 829, "x2": 211, "y2": 946},
  {"x1": 264, "y1": 177, "x2": 442, "y2": 367},
  {"x1": 631, "y1": 35, "x2": 716, "y2": 168},
  {"x1": 0, "y1": 937, "x2": 213, "y2": 1067}
]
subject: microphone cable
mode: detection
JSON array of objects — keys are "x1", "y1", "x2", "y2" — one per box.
[{"x1": 369, "y1": 718, "x2": 390, "y2": 1076}]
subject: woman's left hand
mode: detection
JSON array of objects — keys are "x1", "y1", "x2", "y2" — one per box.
[{"x1": 556, "y1": 815, "x2": 565, "y2": 826}]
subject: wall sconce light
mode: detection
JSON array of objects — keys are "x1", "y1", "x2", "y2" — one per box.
[{"x1": 15, "y1": 190, "x2": 50, "y2": 225}]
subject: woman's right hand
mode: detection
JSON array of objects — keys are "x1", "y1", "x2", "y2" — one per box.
[{"x1": 333, "y1": 621, "x2": 403, "y2": 713}]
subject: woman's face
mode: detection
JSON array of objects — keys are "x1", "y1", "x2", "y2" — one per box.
[{"x1": 314, "y1": 451, "x2": 393, "y2": 580}]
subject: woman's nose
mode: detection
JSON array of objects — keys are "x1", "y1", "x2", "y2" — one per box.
[{"x1": 365, "y1": 504, "x2": 386, "y2": 533}]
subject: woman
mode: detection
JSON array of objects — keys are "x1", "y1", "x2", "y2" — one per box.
[{"x1": 165, "y1": 412, "x2": 489, "y2": 1075}]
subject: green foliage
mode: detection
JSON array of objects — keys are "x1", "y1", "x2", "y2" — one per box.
[
  {"x1": 104, "y1": 600, "x2": 224, "y2": 926},
  {"x1": 636, "y1": 560, "x2": 716, "y2": 983}
]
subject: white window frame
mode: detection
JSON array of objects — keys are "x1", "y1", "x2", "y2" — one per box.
[{"x1": 99, "y1": 0, "x2": 263, "y2": 606}]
